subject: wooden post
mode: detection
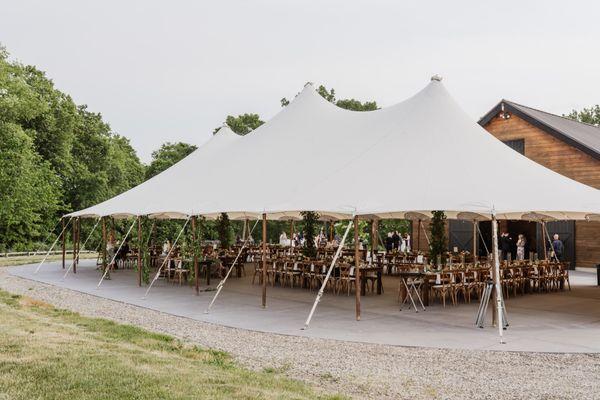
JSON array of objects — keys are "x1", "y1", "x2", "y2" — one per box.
[
  {"x1": 416, "y1": 219, "x2": 421, "y2": 253},
  {"x1": 541, "y1": 221, "x2": 548, "y2": 261},
  {"x1": 72, "y1": 219, "x2": 77, "y2": 273},
  {"x1": 102, "y1": 217, "x2": 107, "y2": 271},
  {"x1": 491, "y1": 216, "x2": 499, "y2": 326},
  {"x1": 192, "y1": 216, "x2": 199, "y2": 295},
  {"x1": 473, "y1": 220, "x2": 478, "y2": 264},
  {"x1": 73, "y1": 218, "x2": 80, "y2": 274},
  {"x1": 290, "y1": 220, "x2": 294, "y2": 248},
  {"x1": 137, "y1": 217, "x2": 142, "y2": 287},
  {"x1": 371, "y1": 219, "x2": 378, "y2": 261},
  {"x1": 329, "y1": 222, "x2": 334, "y2": 242},
  {"x1": 354, "y1": 215, "x2": 361, "y2": 321},
  {"x1": 61, "y1": 218, "x2": 66, "y2": 269},
  {"x1": 261, "y1": 213, "x2": 267, "y2": 308}
]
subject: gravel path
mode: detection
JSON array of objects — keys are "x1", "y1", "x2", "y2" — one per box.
[{"x1": 1, "y1": 268, "x2": 599, "y2": 400}]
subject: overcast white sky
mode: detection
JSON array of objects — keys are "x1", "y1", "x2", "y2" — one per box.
[{"x1": 2, "y1": 0, "x2": 599, "y2": 162}]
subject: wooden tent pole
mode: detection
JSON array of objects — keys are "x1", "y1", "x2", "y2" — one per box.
[
  {"x1": 354, "y1": 215, "x2": 361, "y2": 321},
  {"x1": 290, "y1": 220, "x2": 294, "y2": 249},
  {"x1": 473, "y1": 220, "x2": 478, "y2": 263},
  {"x1": 72, "y1": 219, "x2": 76, "y2": 273},
  {"x1": 371, "y1": 219, "x2": 378, "y2": 261},
  {"x1": 491, "y1": 214, "x2": 505, "y2": 343},
  {"x1": 541, "y1": 221, "x2": 548, "y2": 261},
  {"x1": 62, "y1": 218, "x2": 66, "y2": 269},
  {"x1": 417, "y1": 219, "x2": 421, "y2": 253},
  {"x1": 261, "y1": 213, "x2": 267, "y2": 308},
  {"x1": 137, "y1": 217, "x2": 142, "y2": 287},
  {"x1": 102, "y1": 217, "x2": 107, "y2": 271},
  {"x1": 73, "y1": 218, "x2": 80, "y2": 274},
  {"x1": 192, "y1": 216, "x2": 199, "y2": 295}
]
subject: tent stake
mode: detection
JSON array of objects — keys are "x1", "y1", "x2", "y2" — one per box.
[
  {"x1": 491, "y1": 213, "x2": 505, "y2": 344},
  {"x1": 97, "y1": 219, "x2": 137, "y2": 288},
  {"x1": 35, "y1": 217, "x2": 73, "y2": 274},
  {"x1": 205, "y1": 218, "x2": 260, "y2": 313},
  {"x1": 143, "y1": 217, "x2": 190, "y2": 298},
  {"x1": 261, "y1": 213, "x2": 267, "y2": 308},
  {"x1": 303, "y1": 218, "x2": 354, "y2": 329},
  {"x1": 63, "y1": 217, "x2": 101, "y2": 280}
]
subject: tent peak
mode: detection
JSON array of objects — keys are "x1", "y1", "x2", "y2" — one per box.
[{"x1": 430, "y1": 74, "x2": 443, "y2": 82}]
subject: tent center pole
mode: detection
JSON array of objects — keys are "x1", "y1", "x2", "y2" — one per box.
[
  {"x1": 354, "y1": 215, "x2": 361, "y2": 321},
  {"x1": 261, "y1": 213, "x2": 267, "y2": 308},
  {"x1": 491, "y1": 213, "x2": 505, "y2": 344}
]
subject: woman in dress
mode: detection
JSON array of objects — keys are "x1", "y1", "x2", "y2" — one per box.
[{"x1": 516, "y1": 234, "x2": 526, "y2": 261}]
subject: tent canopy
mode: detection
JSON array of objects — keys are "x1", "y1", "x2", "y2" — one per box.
[{"x1": 68, "y1": 78, "x2": 600, "y2": 221}]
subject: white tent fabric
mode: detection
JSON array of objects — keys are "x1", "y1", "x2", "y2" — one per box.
[{"x1": 68, "y1": 79, "x2": 600, "y2": 221}]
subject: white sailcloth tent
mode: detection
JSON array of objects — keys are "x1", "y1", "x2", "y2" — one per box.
[
  {"x1": 69, "y1": 77, "x2": 600, "y2": 221},
  {"x1": 64, "y1": 76, "x2": 600, "y2": 341}
]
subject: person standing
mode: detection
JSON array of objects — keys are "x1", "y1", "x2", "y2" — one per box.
[
  {"x1": 516, "y1": 234, "x2": 526, "y2": 261},
  {"x1": 499, "y1": 231, "x2": 512, "y2": 260},
  {"x1": 392, "y1": 231, "x2": 400, "y2": 251},
  {"x1": 551, "y1": 234, "x2": 564, "y2": 261},
  {"x1": 385, "y1": 232, "x2": 393, "y2": 252}
]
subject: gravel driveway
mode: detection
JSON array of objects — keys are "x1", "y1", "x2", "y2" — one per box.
[{"x1": 1, "y1": 268, "x2": 598, "y2": 400}]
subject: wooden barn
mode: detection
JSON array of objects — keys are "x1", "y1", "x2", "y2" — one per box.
[{"x1": 413, "y1": 100, "x2": 600, "y2": 269}]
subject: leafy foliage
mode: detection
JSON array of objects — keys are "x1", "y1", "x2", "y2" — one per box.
[
  {"x1": 216, "y1": 213, "x2": 232, "y2": 249},
  {"x1": 0, "y1": 45, "x2": 145, "y2": 250},
  {"x1": 282, "y1": 84, "x2": 378, "y2": 111},
  {"x1": 214, "y1": 113, "x2": 264, "y2": 136},
  {"x1": 564, "y1": 105, "x2": 600, "y2": 126},
  {"x1": 145, "y1": 142, "x2": 197, "y2": 180},
  {"x1": 429, "y1": 211, "x2": 447, "y2": 264},
  {"x1": 301, "y1": 211, "x2": 320, "y2": 258}
]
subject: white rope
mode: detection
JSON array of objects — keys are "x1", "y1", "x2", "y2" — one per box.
[
  {"x1": 477, "y1": 223, "x2": 490, "y2": 255},
  {"x1": 96, "y1": 219, "x2": 137, "y2": 288},
  {"x1": 420, "y1": 222, "x2": 431, "y2": 245},
  {"x1": 303, "y1": 217, "x2": 354, "y2": 330},
  {"x1": 205, "y1": 218, "x2": 260, "y2": 313},
  {"x1": 62, "y1": 217, "x2": 101, "y2": 280},
  {"x1": 34, "y1": 217, "x2": 73, "y2": 274},
  {"x1": 143, "y1": 217, "x2": 190, "y2": 298},
  {"x1": 542, "y1": 221, "x2": 560, "y2": 262}
]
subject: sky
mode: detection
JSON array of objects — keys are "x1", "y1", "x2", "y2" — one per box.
[{"x1": 2, "y1": 0, "x2": 599, "y2": 162}]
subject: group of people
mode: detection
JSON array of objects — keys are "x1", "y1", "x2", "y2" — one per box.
[
  {"x1": 385, "y1": 231, "x2": 411, "y2": 253},
  {"x1": 499, "y1": 231, "x2": 564, "y2": 261}
]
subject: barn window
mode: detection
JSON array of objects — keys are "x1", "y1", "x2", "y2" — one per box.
[{"x1": 502, "y1": 139, "x2": 525, "y2": 155}]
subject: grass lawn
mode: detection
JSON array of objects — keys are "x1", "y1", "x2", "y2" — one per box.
[
  {"x1": 0, "y1": 289, "x2": 345, "y2": 400},
  {"x1": 0, "y1": 253, "x2": 98, "y2": 268}
]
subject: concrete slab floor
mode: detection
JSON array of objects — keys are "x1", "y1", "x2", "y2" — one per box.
[{"x1": 8, "y1": 261, "x2": 600, "y2": 353}]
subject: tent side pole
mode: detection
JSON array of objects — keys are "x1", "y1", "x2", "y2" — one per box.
[
  {"x1": 192, "y1": 216, "x2": 199, "y2": 295},
  {"x1": 62, "y1": 218, "x2": 66, "y2": 269},
  {"x1": 261, "y1": 213, "x2": 267, "y2": 308},
  {"x1": 62, "y1": 217, "x2": 100, "y2": 280},
  {"x1": 491, "y1": 214, "x2": 505, "y2": 343},
  {"x1": 473, "y1": 221, "x2": 478, "y2": 263},
  {"x1": 137, "y1": 216, "x2": 142, "y2": 287},
  {"x1": 354, "y1": 215, "x2": 361, "y2": 321},
  {"x1": 98, "y1": 219, "x2": 137, "y2": 288},
  {"x1": 73, "y1": 217, "x2": 80, "y2": 274},
  {"x1": 541, "y1": 221, "x2": 548, "y2": 261},
  {"x1": 290, "y1": 219, "x2": 294, "y2": 249},
  {"x1": 371, "y1": 219, "x2": 378, "y2": 261},
  {"x1": 303, "y1": 218, "x2": 354, "y2": 329},
  {"x1": 102, "y1": 217, "x2": 107, "y2": 272},
  {"x1": 417, "y1": 219, "x2": 421, "y2": 253}
]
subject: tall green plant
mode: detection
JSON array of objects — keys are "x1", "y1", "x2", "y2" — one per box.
[
  {"x1": 429, "y1": 211, "x2": 447, "y2": 264},
  {"x1": 301, "y1": 211, "x2": 319, "y2": 258},
  {"x1": 216, "y1": 213, "x2": 232, "y2": 249}
]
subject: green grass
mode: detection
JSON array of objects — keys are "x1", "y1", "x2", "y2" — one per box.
[
  {"x1": 0, "y1": 253, "x2": 98, "y2": 267},
  {"x1": 0, "y1": 289, "x2": 347, "y2": 400}
]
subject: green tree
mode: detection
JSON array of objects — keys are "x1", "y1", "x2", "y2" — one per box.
[
  {"x1": 564, "y1": 105, "x2": 600, "y2": 126},
  {"x1": 145, "y1": 142, "x2": 197, "y2": 180},
  {"x1": 300, "y1": 211, "x2": 319, "y2": 258},
  {"x1": 0, "y1": 122, "x2": 61, "y2": 251},
  {"x1": 429, "y1": 211, "x2": 447, "y2": 265},
  {"x1": 216, "y1": 213, "x2": 232, "y2": 249},
  {"x1": 281, "y1": 84, "x2": 379, "y2": 111},
  {"x1": 214, "y1": 114, "x2": 264, "y2": 136}
]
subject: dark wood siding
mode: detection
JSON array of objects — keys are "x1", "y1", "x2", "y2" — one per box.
[{"x1": 483, "y1": 112, "x2": 600, "y2": 267}]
